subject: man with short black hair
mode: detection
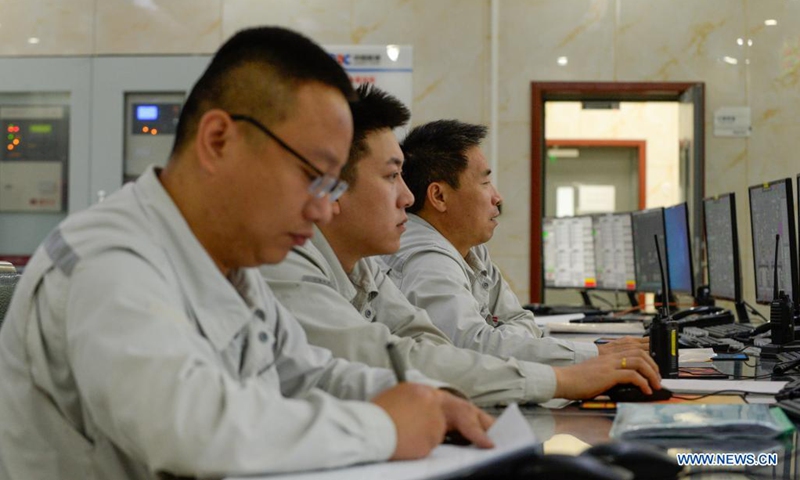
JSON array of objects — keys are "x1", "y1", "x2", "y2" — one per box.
[
  {"x1": 0, "y1": 28, "x2": 492, "y2": 480},
  {"x1": 263, "y1": 85, "x2": 660, "y2": 407},
  {"x1": 385, "y1": 119, "x2": 648, "y2": 362}
]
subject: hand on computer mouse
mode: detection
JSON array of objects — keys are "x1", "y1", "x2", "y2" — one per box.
[
  {"x1": 597, "y1": 337, "x2": 649, "y2": 355},
  {"x1": 552, "y1": 349, "x2": 662, "y2": 400}
]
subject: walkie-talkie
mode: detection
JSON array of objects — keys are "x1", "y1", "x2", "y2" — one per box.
[
  {"x1": 770, "y1": 234, "x2": 795, "y2": 345},
  {"x1": 649, "y1": 234, "x2": 679, "y2": 378}
]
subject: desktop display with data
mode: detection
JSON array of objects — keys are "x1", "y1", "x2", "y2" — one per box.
[
  {"x1": 631, "y1": 208, "x2": 667, "y2": 293},
  {"x1": 664, "y1": 203, "x2": 694, "y2": 295},
  {"x1": 748, "y1": 179, "x2": 798, "y2": 305},
  {"x1": 593, "y1": 213, "x2": 636, "y2": 291},
  {"x1": 542, "y1": 216, "x2": 597, "y2": 289},
  {"x1": 703, "y1": 193, "x2": 740, "y2": 301}
]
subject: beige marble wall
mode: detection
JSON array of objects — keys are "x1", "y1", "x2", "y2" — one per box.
[{"x1": 2, "y1": 0, "x2": 797, "y2": 313}]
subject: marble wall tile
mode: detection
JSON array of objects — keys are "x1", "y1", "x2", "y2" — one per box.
[
  {"x1": 617, "y1": 0, "x2": 747, "y2": 117},
  {"x1": 95, "y1": 0, "x2": 223, "y2": 54},
  {"x1": 222, "y1": 0, "x2": 353, "y2": 43},
  {"x1": 0, "y1": 0, "x2": 95, "y2": 55},
  {"x1": 490, "y1": 254, "x2": 531, "y2": 302},
  {"x1": 746, "y1": 123, "x2": 800, "y2": 185},
  {"x1": 704, "y1": 130, "x2": 748, "y2": 198},
  {"x1": 353, "y1": 0, "x2": 489, "y2": 125},
  {"x1": 493, "y1": 121, "x2": 532, "y2": 258},
  {"x1": 745, "y1": 0, "x2": 800, "y2": 127},
  {"x1": 499, "y1": 0, "x2": 616, "y2": 124}
]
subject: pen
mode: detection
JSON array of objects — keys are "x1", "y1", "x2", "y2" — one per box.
[{"x1": 386, "y1": 342, "x2": 407, "y2": 383}]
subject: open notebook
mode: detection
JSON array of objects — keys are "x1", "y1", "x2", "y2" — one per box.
[{"x1": 227, "y1": 403, "x2": 538, "y2": 480}]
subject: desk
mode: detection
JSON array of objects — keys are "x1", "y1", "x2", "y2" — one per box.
[{"x1": 480, "y1": 352, "x2": 800, "y2": 479}]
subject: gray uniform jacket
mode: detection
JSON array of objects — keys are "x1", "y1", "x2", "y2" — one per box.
[
  {"x1": 260, "y1": 229, "x2": 558, "y2": 407},
  {"x1": 0, "y1": 167, "x2": 427, "y2": 480},
  {"x1": 382, "y1": 214, "x2": 597, "y2": 365}
]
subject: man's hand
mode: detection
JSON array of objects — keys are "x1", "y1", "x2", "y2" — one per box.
[
  {"x1": 552, "y1": 348, "x2": 662, "y2": 400},
  {"x1": 372, "y1": 383, "x2": 447, "y2": 460},
  {"x1": 437, "y1": 391, "x2": 495, "y2": 448},
  {"x1": 597, "y1": 336, "x2": 649, "y2": 355}
]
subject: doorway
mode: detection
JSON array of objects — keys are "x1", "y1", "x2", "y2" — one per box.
[{"x1": 530, "y1": 82, "x2": 705, "y2": 304}]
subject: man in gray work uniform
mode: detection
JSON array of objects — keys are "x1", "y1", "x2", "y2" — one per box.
[
  {"x1": 262, "y1": 85, "x2": 661, "y2": 407},
  {"x1": 384, "y1": 119, "x2": 648, "y2": 361},
  {"x1": 0, "y1": 28, "x2": 493, "y2": 480}
]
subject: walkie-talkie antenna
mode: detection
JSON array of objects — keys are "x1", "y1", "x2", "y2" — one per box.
[
  {"x1": 655, "y1": 234, "x2": 670, "y2": 318},
  {"x1": 774, "y1": 234, "x2": 781, "y2": 299}
]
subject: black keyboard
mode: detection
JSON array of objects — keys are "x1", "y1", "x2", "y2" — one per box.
[
  {"x1": 777, "y1": 351, "x2": 800, "y2": 364},
  {"x1": 672, "y1": 310, "x2": 735, "y2": 330},
  {"x1": 524, "y1": 304, "x2": 608, "y2": 316},
  {"x1": 702, "y1": 323, "x2": 755, "y2": 338}
]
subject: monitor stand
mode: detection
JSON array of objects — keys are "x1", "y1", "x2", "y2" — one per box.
[
  {"x1": 627, "y1": 291, "x2": 639, "y2": 308},
  {"x1": 735, "y1": 301, "x2": 751, "y2": 324},
  {"x1": 579, "y1": 290, "x2": 593, "y2": 307}
]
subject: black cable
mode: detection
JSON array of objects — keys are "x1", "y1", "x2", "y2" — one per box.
[
  {"x1": 743, "y1": 300, "x2": 770, "y2": 322},
  {"x1": 588, "y1": 293, "x2": 615, "y2": 309},
  {"x1": 671, "y1": 389, "x2": 750, "y2": 401}
]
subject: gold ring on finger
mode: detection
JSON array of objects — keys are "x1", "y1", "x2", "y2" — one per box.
[{"x1": 621, "y1": 357, "x2": 627, "y2": 369}]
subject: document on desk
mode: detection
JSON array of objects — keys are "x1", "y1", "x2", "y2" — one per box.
[
  {"x1": 546, "y1": 322, "x2": 645, "y2": 335},
  {"x1": 661, "y1": 379, "x2": 787, "y2": 395},
  {"x1": 228, "y1": 403, "x2": 537, "y2": 480}
]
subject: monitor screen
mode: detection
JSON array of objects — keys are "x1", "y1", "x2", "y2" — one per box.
[
  {"x1": 703, "y1": 193, "x2": 741, "y2": 302},
  {"x1": 542, "y1": 216, "x2": 597, "y2": 289},
  {"x1": 748, "y1": 179, "x2": 798, "y2": 306},
  {"x1": 631, "y1": 207, "x2": 667, "y2": 293},
  {"x1": 543, "y1": 217, "x2": 556, "y2": 288},
  {"x1": 664, "y1": 203, "x2": 694, "y2": 294},
  {"x1": 593, "y1": 213, "x2": 636, "y2": 291}
]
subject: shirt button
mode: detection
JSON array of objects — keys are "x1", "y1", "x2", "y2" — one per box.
[
  {"x1": 258, "y1": 331, "x2": 268, "y2": 343},
  {"x1": 254, "y1": 309, "x2": 266, "y2": 321},
  {"x1": 365, "y1": 309, "x2": 373, "y2": 319},
  {"x1": 482, "y1": 282, "x2": 489, "y2": 289}
]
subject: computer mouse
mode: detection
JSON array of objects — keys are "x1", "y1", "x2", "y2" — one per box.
[
  {"x1": 518, "y1": 453, "x2": 633, "y2": 480},
  {"x1": 603, "y1": 384, "x2": 673, "y2": 402},
  {"x1": 583, "y1": 441, "x2": 683, "y2": 480}
]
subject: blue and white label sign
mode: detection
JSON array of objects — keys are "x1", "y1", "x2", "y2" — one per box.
[{"x1": 325, "y1": 45, "x2": 413, "y2": 114}]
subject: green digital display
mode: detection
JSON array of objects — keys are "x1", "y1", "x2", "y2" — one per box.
[{"x1": 29, "y1": 124, "x2": 52, "y2": 134}]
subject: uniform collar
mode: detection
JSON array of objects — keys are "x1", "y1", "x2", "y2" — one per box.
[{"x1": 135, "y1": 167, "x2": 259, "y2": 351}]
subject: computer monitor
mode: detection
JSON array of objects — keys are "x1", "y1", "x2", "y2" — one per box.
[
  {"x1": 593, "y1": 212, "x2": 636, "y2": 291},
  {"x1": 748, "y1": 178, "x2": 798, "y2": 307},
  {"x1": 702, "y1": 193, "x2": 742, "y2": 303},
  {"x1": 664, "y1": 203, "x2": 695, "y2": 295},
  {"x1": 542, "y1": 216, "x2": 597, "y2": 289},
  {"x1": 631, "y1": 207, "x2": 667, "y2": 293}
]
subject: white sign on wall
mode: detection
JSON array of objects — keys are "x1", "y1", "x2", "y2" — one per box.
[
  {"x1": 714, "y1": 106, "x2": 751, "y2": 137},
  {"x1": 325, "y1": 45, "x2": 413, "y2": 120}
]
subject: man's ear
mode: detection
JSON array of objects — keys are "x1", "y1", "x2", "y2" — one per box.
[
  {"x1": 427, "y1": 182, "x2": 448, "y2": 213},
  {"x1": 194, "y1": 109, "x2": 234, "y2": 174}
]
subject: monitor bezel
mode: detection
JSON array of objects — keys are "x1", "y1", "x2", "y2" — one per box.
[
  {"x1": 664, "y1": 202, "x2": 695, "y2": 295},
  {"x1": 702, "y1": 192, "x2": 742, "y2": 303},
  {"x1": 747, "y1": 178, "x2": 799, "y2": 307},
  {"x1": 631, "y1": 206, "x2": 668, "y2": 294}
]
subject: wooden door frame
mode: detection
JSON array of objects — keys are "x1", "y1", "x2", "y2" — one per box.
[
  {"x1": 530, "y1": 81, "x2": 705, "y2": 303},
  {"x1": 545, "y1": 139, "x2": 647, "y2": 210}
]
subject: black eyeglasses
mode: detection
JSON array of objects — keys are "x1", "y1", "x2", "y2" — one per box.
[{"x1": 229, "y1": 114, "x2": 349, "y2": 202}]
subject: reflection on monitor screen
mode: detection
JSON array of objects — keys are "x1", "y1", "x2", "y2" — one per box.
[
  {"x1": 748, "y1": 179, "x2": 798, "y2": 305},
  {"x1": 542, "y1": 216, "x2": 597, "y2": 289},
  {"x1": 593, "y1": 213, "x2": 636, "y2": 291},
  {"x1": 703, "y1": 193, "x2": 740, "y2": 302},
  {"x1": 631, "y1": 208, "x2": 667, "y2": 293},
  {"x1": 664, "y1": 203, "x2": 694, "y2": 294}
]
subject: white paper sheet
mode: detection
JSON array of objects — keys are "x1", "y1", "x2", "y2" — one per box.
[
  {"x1": 228, "y1": 403, "x2": 537, "y2": 480},
  {"x1": 661, "y1": 379, "x2": 787, "y2": 395}
]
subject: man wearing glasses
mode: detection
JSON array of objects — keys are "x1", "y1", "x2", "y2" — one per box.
[{"x1": 0, "y1": 27, "x2": 492, "y2": 480}]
